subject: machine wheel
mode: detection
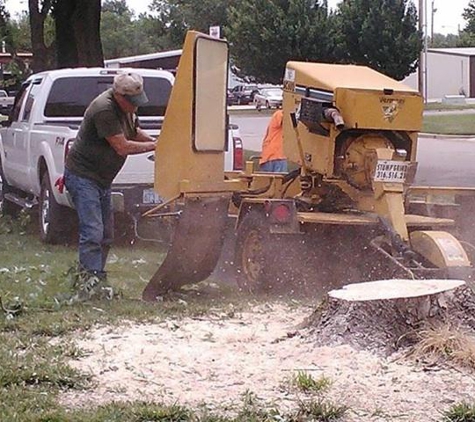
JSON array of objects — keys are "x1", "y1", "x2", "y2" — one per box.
[
  {"x1": 0, "y1": 157, "x2": 21, "y2": 217},
  {"x1": 39, "y1": 172, "x2": 77, "y2": 244},
  {"x1": 235, "y1": 210, "x2": 274, "y2": 293}
]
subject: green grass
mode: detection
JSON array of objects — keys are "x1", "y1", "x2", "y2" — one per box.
[
  {"x1": 5, "y1": 211, "x2": 466, "y2": 421},
  {"x1": 290, "y1": 372, "x2": 332, "y2": 393},
  {"x1": 424, "y1": 102, "x2": 475, "y2": 111},
  {"x1": 0, "y1": 213, "x2": 351, "y2": 421},
  {"x1": 441, "y1": 402, "x2": 475, "y2": 421},
  {"x1": 297, "y1": 399, "x2": 349, "y2": 421},
  {"x1": 422, "y1": 114, "x2": 475, "y2": 135},
  {"x1": 0, "y1": 214, "x2": 244, "y2": 420}
]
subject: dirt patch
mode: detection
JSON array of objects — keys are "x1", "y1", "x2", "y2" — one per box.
[{"x1": 61, "y1": 301, "x2": 475, "y2": 421}]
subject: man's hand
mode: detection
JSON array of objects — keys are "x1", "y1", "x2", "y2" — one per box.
[{"x1": 135, "y1": 127, "x2": 156, "y2": 144}]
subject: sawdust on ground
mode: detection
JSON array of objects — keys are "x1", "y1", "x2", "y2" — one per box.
[{"x1": 60, "y1": 301, "x2": 475, "y2": 421}]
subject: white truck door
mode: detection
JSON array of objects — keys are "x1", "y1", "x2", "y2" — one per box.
[
  {"x1": 2, "y1": 84, "x2": 31, "y2": 190},
  {"x1": 21, "y1": 82, "x2": 45, "y2": 191}
]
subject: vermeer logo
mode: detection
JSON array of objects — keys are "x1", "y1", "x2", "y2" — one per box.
[{"x1": 380, "y1": 97, "x2": 405, "y2": 123}]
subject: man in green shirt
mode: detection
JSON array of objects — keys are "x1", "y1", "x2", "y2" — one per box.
[{"x1": 65, "y1": 72, "x2": 157, "y2": 300}]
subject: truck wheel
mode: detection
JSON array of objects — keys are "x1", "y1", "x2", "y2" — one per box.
[
  {"x1": 39, "y1": 172, "x2": 76, "y2": 244},
  {"x1": 235, "y1": 210, "x2": 274, "y2": 293},
  {"x1": 0, "y1": 159, "x2": 21, "y2": 217}
]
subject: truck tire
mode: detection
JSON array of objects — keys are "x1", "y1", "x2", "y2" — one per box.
[
  {"x1": 235, "y1": 213, "x2": 337, "y2": 296},
  {"x1": 235, "y1": 210, "x2": 274, "y2": 293},
  {"x1": 0, "y1": 158, "x2": 21, "y2": 218},
  {"x1": 39, "y1": 172, "x2": 77, "y2": 244}
]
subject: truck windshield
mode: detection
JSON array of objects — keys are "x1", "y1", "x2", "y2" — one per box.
[{"x1": 44, "y1": 76, "x2": 172, "y2": 118}]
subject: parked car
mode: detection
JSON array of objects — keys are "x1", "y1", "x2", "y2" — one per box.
[
  {"x1": 254, "y1": 87, "x2": 283, "y2": 110},
  {"x1": 229, "y1": 84, "x2": 259, "y2": 105}
]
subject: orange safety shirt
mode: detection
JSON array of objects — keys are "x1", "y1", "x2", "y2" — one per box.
[{"x1": 259, "y1": 110, "x2": 286, "y2": 164}]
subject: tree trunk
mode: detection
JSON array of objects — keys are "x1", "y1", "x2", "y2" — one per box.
[
  {"x1": 54, "y1": 0, "x2": 78, "y2": 68},
  {"x1": 73, "y1": 0, "x2": 103, "y2": 66},
  {"x1": 28, "y1": 0, "x2": 53, "y2": 72},
  {"x1": 54, "y1": 0, "x2": 104, "y2": 68},
  {"x1": 305, "y1": 279, "x2": 475, "y2": 355}
]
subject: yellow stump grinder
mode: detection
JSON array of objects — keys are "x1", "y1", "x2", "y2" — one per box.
[{"x1": 142, "y1": 31, "x2": 474, "y2": 301}]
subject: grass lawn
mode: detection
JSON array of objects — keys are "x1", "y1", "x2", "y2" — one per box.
[
  {"x1": 0, "y1": 215, "x2": 250, "y2": 421},
  {"x1": 423, "y1": 113, "x2": 475, "y2": 135},
  {"x1": 1, "y1": 214, "x2": 348, "y2": 421},
  {"x1": 424, "y1": 102, "x2": 475, "y2": 111}
]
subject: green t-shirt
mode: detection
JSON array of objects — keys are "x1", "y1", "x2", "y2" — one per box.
[{"x1": 65, "y1": 88, "x2": 138, "y2": 187}]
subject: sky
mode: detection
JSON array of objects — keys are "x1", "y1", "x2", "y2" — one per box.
[{"x1": 4, "y1": 0, "x2": 471, "y2": 36}]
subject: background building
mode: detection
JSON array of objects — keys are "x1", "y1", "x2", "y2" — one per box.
[{"x1": 404, "y1": 48, "x2": 475, "y2": 100}]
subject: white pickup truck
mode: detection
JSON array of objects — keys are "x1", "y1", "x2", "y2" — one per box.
[{"x1": 0, "y1": 67, "x2": 244, "y2": 244}]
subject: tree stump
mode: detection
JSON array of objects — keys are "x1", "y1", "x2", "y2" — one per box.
[{"x1": 305, "y1": 279, "x2": 475, "y2": 354}]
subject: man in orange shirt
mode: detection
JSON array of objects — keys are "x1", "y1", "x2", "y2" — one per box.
[{"x1": 259, "y1": 109, "x2": 288, "y2": 172}]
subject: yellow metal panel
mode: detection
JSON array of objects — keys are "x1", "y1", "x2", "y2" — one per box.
[
  {"x1": 282, "y1": 93, "x2": 334, "y2": 175},
  {"x1": 296, "y1": 212, "x2": 454, "y2": 227},
  {"x1": 335, "y1": 89, "x2": 423, "y2": 131},
  {"x1": 286, "y1": 62, "x2": 418, "y2": 93},
  {"x1": 405, "y1": 215, "x2": 454, "y2": 227},
  {"x1": 154, "y1": 31, "x2": 229, "y2": 200},
  {"x1": 410, "y1": 230, "x2": 470, "y2": 268},
  {"x1": 298, "y1": 212, "x2": 378, "y2": 225}
]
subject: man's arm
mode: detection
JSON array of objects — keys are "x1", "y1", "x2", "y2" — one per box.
[
  {"x1": 106, "y1": 133, "x2": 156, "y2": 156},
  {"x1": 132, "y1": 127, "x2": 156, "y2": 143}
]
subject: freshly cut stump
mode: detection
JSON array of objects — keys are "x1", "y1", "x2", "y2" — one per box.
[{"x1": 305, "y1": 279, "x2": 475, "y2": 354}]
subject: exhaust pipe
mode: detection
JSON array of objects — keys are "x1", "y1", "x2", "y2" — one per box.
[{"x1": 323, "y1": 108, "x2": 345, "y2": 130}]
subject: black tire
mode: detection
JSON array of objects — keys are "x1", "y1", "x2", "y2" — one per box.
[
  {"x1": 0, "y1": 157, "x2": 21, "y2": 217},
  {"x1": 235, "y1": 210, "x2": 276, "y2": 293},
  {"x1": 39, "y1": 172, "x2": 77, "y2": 244},
  {"x1": 234, "y1": 210, "x2": 326, "y2": 296}
]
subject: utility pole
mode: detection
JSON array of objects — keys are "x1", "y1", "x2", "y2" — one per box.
[
  {"x1": 431, "y1": 0, "x2": 437, "y2": 46},
  {"x1": 424, "y1": 0, "x2": 428, "y2": 102},
  {"x1": 418, "y1": 0, "x2": 424, "y2": 97}
]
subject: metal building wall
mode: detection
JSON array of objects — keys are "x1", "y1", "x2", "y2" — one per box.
[{"x1": 404, "y1": 50, "x2": 471, "y2": 101}]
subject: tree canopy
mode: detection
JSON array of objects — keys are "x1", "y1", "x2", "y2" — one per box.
[
  {"x1": 226, "y1": 0, "x2": 335, "y2": 84},
  {"x1": 333, "y1": 0, "x2": 422, "y2": 80},
  {"x1": 2, "y1": 0, "x2": 469, "y2": 85},
  {"x1": 459, "y1": 0, "x2": 475, "y2": 46}
]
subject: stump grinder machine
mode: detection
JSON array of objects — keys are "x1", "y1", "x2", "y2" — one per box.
[{"x1": 142, "y1": 31, "x2": 475, "y2": 301}]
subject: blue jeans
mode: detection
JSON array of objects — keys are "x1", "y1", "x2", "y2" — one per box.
[
  {"x1": 64, "y1": 168, "x2": 113, "y2": 275},
  {"x1": 259, "y1": 159, "x2": 288, "y2": 173}
]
